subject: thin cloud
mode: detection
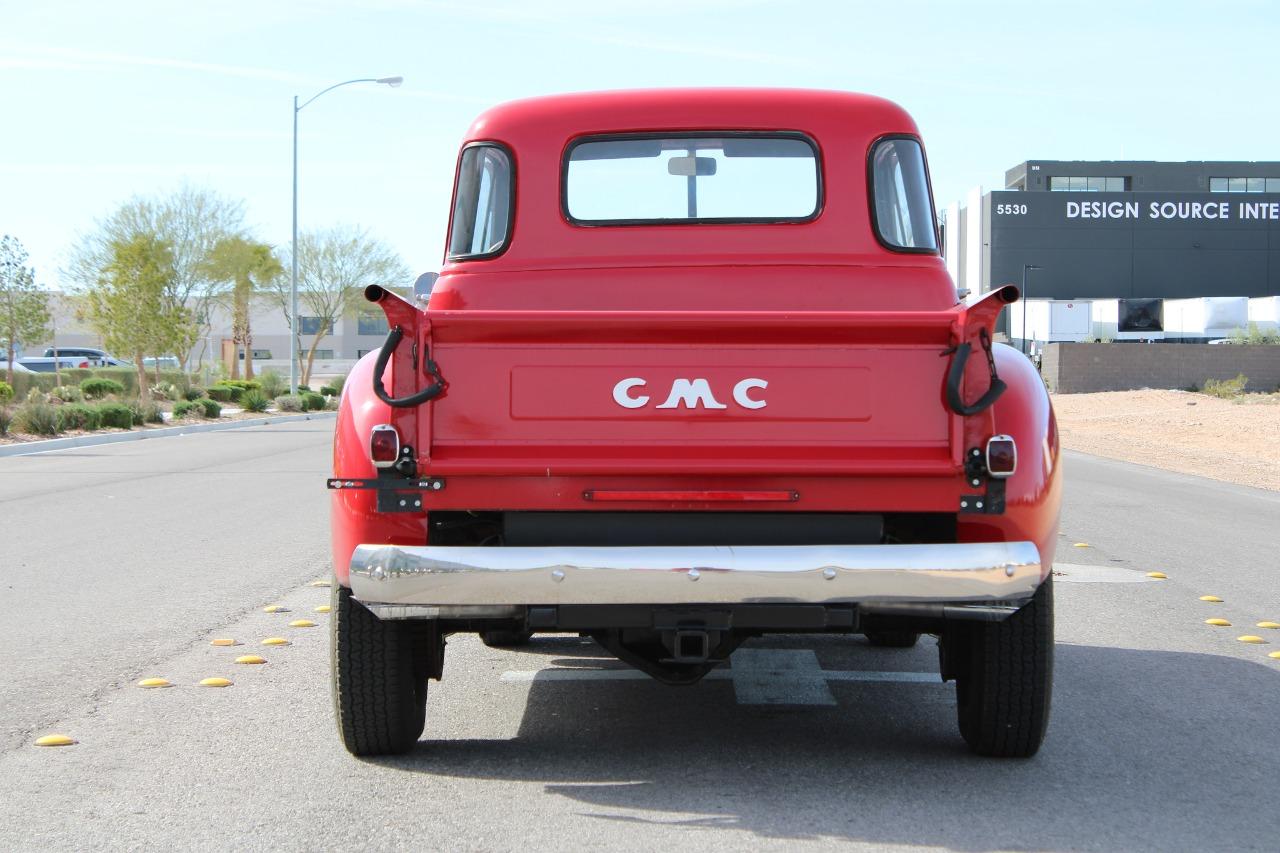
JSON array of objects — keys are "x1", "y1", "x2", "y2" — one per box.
[{"x1": 0, "y1": 44, "x2": 309, "y2": 84}]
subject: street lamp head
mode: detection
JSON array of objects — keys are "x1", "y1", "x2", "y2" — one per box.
[{"x1": 376, "y1": 76, "x2": 404, "y2": 87}]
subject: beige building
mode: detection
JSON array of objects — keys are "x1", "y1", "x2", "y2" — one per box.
[{"x1": 33, "y1": 291, "x2": 401, "y2": 379}]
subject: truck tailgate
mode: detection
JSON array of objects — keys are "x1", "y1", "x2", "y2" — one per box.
[{"x1": 417, "y1": 310, "x2": 965, "y2": 476}]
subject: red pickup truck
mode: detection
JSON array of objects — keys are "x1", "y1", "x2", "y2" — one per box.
[{"x1": 329, "y1": 89, "x2": 1060, "y2": 759}]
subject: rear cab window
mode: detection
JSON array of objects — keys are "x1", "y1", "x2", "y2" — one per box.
[
  {"x1": 447, "y1": 143, "x2": 514, "y2": 260},
  {"x1": 564, "y1": 133, "x2": 821, "y2": 224}
]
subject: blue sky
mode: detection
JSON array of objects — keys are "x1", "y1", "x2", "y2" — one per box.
[{"x1": 2, "y1": 0, "x2": 1276, "y2": 288}]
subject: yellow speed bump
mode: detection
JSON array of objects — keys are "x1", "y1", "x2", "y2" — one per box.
[
  {"x1": 288, "y1": 619, "x2": 317, "y2": 628},
  {"x1": 1145, "y1": 571, "x2": 1168, "y2": 579},
  {"x1": 261, "y1": 638, "x2": 290, "y2": 646},
  {"x1": 1257, "y1": 621, "x2": 1280, "y2": 630},
  {"x1": 1237, "y1": 636, "x2": 1267, "y2": 645},
  {"x1": 1199, "y1": 595, "x2": 1224, "y2": 603},
  {"x1": 35, "y1": 734, "x2": 76, "y2": 747},
  {"x1": 309, "y1": 580, "x2": 331, "y2": 588},
  {"x1": 137, "y1": 678, "x2": 173, "y2": 688},
  {"x1": 314, "y1": 605, "x2": 332, "y2": 613},
  {"x1": 210, "y1": 638, "x2": 239, "y2": 647},
  {"x1": 1072, "y1": 543, "x2": 1090, "y2": 548},
  {"x1": 199, "y1": 677, "x2": 233, "y2": 687},
  {"x1": 263, "y1": 605, "x2": 289, "y2": 613},
  {"x1": 1270, "y1": 651, "x2": 1280, "y2": 660},
  {"x1": 1204, "y1": 618, "x2": 1232, "y2": 627},
  {"x1": 235, "y1": 654, "x2": 267, "y2": 665}
]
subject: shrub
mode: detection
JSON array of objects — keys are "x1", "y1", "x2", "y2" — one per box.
[
  {"x1": 274, "y1": 394, "x2": 303, "y2": 413},
  {"x1": 95, "y1": 401, "x2": 135, "y2": 429},
  {"x1": 1202, "y1": 374, "x2": 1248, "y2": 399},
  {"x1": 241, "y1": 389, "x2": 270, "y2": 413},
  {"x1": 297, "y1": 384, "x2": 312, "y2": 393},
  {"x1": 26, "y1": 387, "x2": 47, "y2": 403},
  {"x1": 131, "y1": 401, "x2": 164, "y2": 424},
  {"x1": 50, "y1": 384, "x2": 84, "y2": 403},
  {"x1": 0, "y1": 381, "x2": 12, "y2": 403},
  {"x1": 80, "y1": 377, "x2": 125, "y2": 399},
  {"x1": 55, "y1": 403, "x2": 102, "y2": 431},
  {"x1": 301, "y1": 391, "x2": 326, "y2": 411},
  {"x1": 173, "y1": 399, "x2": 201, "y2": 419},
  {"x1": 218, "y1": 379, "x2": 262, "y2": 391},
  {"x1": 0, "y1": 406, "x2": 12, "y2": 435},
  {"x1": 330, "y1": 372, "x2": 347, "y2": 396},
  {"x1": 1228, "y1": 323, "x2": 1280, "y2": 345},
  {"x1": 207, "y1": 384, "x2": 241, "y2": 403},
  {"x1": 183, "y1": 386, "x2": 206, "y2": 401},
  {"x1": 150, "y1": 382, "x2": 180, "y2": 401},
  {"x1": 198, "y1": 398, "x2": 222, "y2": 418},
  {"x1": 257, "y1": 370, "x2": 286, "y2": 398},
  {"x1": 320, "y1": 384, "x2": 337, "y2": 397},
  {"x1": 13, "y1": 401, "x2": 60, "y2": 435}
]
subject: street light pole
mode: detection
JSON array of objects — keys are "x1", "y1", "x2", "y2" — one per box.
[
  {"x1": 290, "y1": 75, "x2": 403, "y2": 394},
  {"x1": 1021, "y1": 263, "x2": 1042, "y2": 355}
]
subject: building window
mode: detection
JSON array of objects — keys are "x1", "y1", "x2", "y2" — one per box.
[
  {"x1": 357, "y1": 311, "x2": 388, "y2": 336},
  {"x1": 298, "y1": 316, "x2": 324, "y2": 335},
  {"x1": 1209, "y1": 177, "x2": 1278, "y2": 193},
  {"x1": 357, "y1": 349, "x2": 373, "y2": 358},
  {"x1": 238, "y1": 349, "x2": 272, "y2": 360},
  {"x1": 1049, "y1": 176, "x2": 1127, "y2": 191},
  {"x1": 311, "y1": 349, "x2": 334, "y2": 360}
]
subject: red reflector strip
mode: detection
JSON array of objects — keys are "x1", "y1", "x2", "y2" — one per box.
[{"x1": 583, "y1": 490, "x2": 798, "y2": 503}]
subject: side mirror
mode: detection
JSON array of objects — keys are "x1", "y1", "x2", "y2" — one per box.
[{"x1": 413, "y1": 272, "x2": 439, "y2": 302}]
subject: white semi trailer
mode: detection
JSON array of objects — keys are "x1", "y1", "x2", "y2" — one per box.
[{"x1": 1163, "y1": 297, "x2": 1249, "y2": 341}]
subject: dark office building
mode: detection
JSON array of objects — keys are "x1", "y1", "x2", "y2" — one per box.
[{"x1": 943, "y1": 161, "x2": 1280, "y2": 301}]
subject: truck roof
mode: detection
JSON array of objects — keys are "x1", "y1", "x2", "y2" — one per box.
[{"x1": 443, "y1": 88, "x2": 938, "y2": 273}]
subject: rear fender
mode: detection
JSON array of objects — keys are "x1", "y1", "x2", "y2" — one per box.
[
  {"x1": 957, "y1": 343, "x2": 1061, "y2": 579},
  {"x1": 330, "y1": 352, "x2": 429, "y2": 587}
]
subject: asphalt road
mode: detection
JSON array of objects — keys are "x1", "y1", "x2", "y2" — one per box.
[{"x1": 1, "y1": 423, "x2": 1277, "y2": 852}]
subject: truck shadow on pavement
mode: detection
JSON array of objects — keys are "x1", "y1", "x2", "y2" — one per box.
[{"x1": 378, "y1": 641, "x2": 1279, "y2": 852}]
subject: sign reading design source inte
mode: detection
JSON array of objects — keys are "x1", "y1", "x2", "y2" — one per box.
[{"x1": 994, "y1": 193, "x2": 1280, "y2": 222}]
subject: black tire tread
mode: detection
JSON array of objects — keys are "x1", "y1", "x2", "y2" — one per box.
[
  {"x1": 331, "y1": 584, "x2": 427, "y2": 756},
  {"x1": 955, "y1": 577, "x2": 1053, "y2": 758}
]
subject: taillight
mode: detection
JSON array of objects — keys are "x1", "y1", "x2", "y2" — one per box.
[
  {"x1": 369, "y1": 424, "x2": 400, "y2": 468},
  {"x1": 985, "y1": 435, "x2": 1017, "y2": 478}
]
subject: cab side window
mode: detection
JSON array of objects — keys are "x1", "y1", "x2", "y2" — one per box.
[
  {"x1": 869, "y1": 138, "x2": 938, "y2": 253},
  {"x1": 447, "y1": 144, "x2": 513, "y2": 260}
]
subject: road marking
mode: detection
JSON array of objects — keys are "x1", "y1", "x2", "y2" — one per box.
[
  {"x1": 501, "y1": 647, "x2": 943, "y2": 706},
  {"x1": 1053, "y1": 562, "x2": 1154, "y2": 583}
]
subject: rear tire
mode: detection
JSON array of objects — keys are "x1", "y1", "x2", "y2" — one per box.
[
  {"x1": 331, "y1": 584, "x2": 428, "y2": 756},
  {"x1": 864, "y1": 631, "x2": 920, "y2": 648},
  {"x1": 952, "y1": 577, "x2": 1054, "y2": 758},
  {"x1": 480, "y1": 629, "x2": 534, "y2": 648}
]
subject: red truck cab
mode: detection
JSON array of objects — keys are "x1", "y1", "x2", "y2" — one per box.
[{"x1": 330, "y1": 89, "x2": 1060, "y2": 758}]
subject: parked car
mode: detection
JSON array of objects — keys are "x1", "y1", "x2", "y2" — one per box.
[
  {"x1": 142, "y1": 356, "x2": 181, "y2": 370},
  {"x1": 44, "y1": 346, "x2": 118, "y2": 366},
  {"x1": 17, "y1": 356, "x2": 89, "y2": 372},
  {"x1": 330, "y1": 89, "x2": 1060, "y2": 760},
  {"x1": 2, "y1": 360, "x2": 34, "y2": 373}
]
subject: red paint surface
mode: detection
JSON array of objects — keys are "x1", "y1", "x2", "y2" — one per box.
[{"x1": 330, "y1": 89, "x2": 1061, "y2": 586}]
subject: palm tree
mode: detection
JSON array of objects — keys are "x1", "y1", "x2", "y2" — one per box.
[{"x1": 203, "y1": 238, "x2": 282, "y2": 380}]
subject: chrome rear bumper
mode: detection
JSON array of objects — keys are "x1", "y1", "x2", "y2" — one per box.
[{"x1": 349, "y1": 541, "x2": 1042, "y2": 613}]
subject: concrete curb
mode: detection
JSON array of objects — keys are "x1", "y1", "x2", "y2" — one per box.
[{"x1": 0, "y1": 411, "x2": 337, "y2": 458}]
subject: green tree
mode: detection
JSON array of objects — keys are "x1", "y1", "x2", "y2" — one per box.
[
  {"x1": 65, "y1": 185, "x2": 244, "y2": 369},
  {"x1": 84, "y1": 235, "x2": 188, "y2": 404},
  {"x1": 0, "y1": 235, "x2": 52, "y2": 385},
  {"x1": 202, "y1": 238, "x2": 283, "y2": 380},
  {"x1": 272, "y1": 226, "x2": 410, "y2": 386}
]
